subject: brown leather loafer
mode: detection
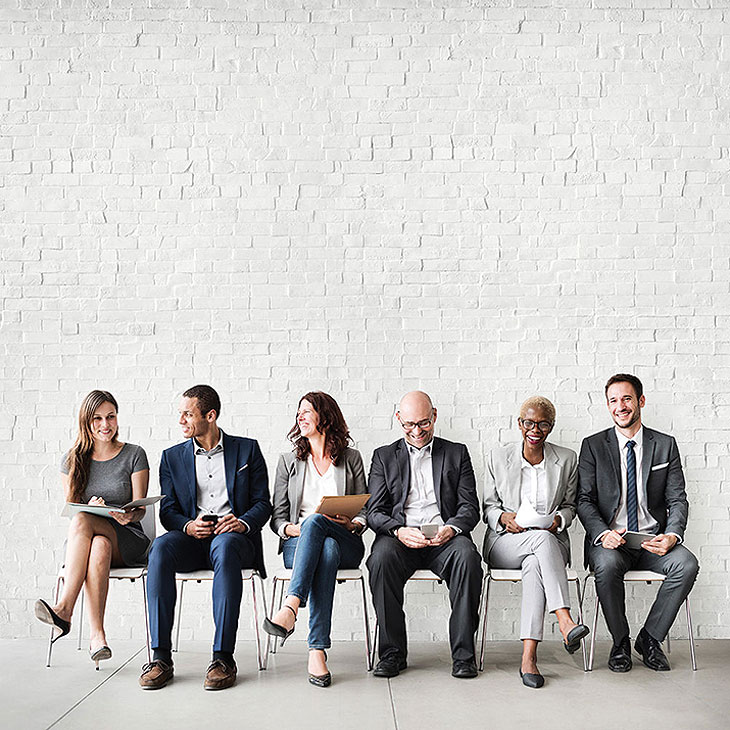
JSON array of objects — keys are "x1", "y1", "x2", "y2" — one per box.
[
  {"x1": 139, "y1": 660, "x2": 174, "y2": 690},
  {"x1": 204, "y1": 659, "x2": 237, "y2": 690}
]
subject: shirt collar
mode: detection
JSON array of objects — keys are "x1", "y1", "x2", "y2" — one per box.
[
  {"x1": 615, "y1": 425, "x2": 643, "y2": 450},
  {"x1": 194, "y1": 430, "x2": 224, "y2": 455},
  {"x1": 405, "y1": 439, "x2": 433, "y2": 457},
  {"x1": 521, "y1": 456, "x2": 545, "y2": 471}
]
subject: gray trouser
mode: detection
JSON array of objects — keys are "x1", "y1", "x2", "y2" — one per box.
[{"x1": 487, "y1": 531, "x2": 571, "y2": 641}]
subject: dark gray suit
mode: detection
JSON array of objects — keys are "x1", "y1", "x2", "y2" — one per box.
[
  {"x1": 366, "y1": 437, "x2": 483, "y2": 663},
  {"x1": 577, "y1": 426, "x2": 698, "y2": 643}
]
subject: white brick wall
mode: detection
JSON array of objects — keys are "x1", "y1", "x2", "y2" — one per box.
[{"x1": 1, "y1": 1, "x2": 728, "y2": 645}]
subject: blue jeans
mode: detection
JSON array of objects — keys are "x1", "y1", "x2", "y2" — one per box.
[{"x1": 282, "y1": 514, "x2": 365, "y2": 650}]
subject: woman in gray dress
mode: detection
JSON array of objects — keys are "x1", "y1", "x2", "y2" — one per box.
[{"x1": 35, "y1": 390, "x2": 150, "y2": 668}]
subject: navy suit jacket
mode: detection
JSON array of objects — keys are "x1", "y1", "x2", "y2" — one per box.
[
  {"x1": 577, "y1": 426, "x2": 689, "y2": 568},
  {"x1": 366, "y1": 436, "x2": 480, "y2": 537},
  {"x1": 158, "y1": 432, "x2": 272, "y2": 577}
]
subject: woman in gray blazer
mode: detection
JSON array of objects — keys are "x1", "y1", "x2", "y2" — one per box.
[
  {"x1": 263, "y1": 392, "x2": 367, "y2": 687},
  {"x1": 483, "y1": 396, "x2": 589, "y2": 688}
]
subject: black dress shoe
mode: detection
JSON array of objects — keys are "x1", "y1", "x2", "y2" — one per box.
[
  {"x1": 34, "y1": 599, "x2": 71, "y2": 643},
  {"x1": 563, "y1": 624, "x2": 590, "y2": 654},
  {"x1": 452, "y1": 658, "x2": 478, "y2": 679},
  {"x1": 608, "y1": 636, "x2": 633, "y2": 673},
  {"x1": 519, "y1": 669, "x2": 545, "y2": 688},
  {"x1": 635, "y1": 628, "x2": 671, "y2": 671},
  {"x1": 373, "y1": 655, "x2": 407, "y2": 678}
]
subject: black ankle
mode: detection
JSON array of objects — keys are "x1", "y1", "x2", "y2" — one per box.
[{"x1": 213, "y1": 650, "x2": 235, "y2": 668}]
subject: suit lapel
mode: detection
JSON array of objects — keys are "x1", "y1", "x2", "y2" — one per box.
[
  {"x1": 183, "y1": 439, "x2": 197, "y2": 514},
  {"x1": 222, "y1": 432, "x2": 238, "y2": 507},
  {"x1": 544, "y1": 442, "x2": 562, "y2": 510},
  {"x1": 395, "y1": 440, "x2": 410, "y2": 507},
  {"x1": 334, "y1": 458, "x2": 346, "y2": 495},
  {"x1": 605, "y1": 429, "x2": 621, "y2": 490},
  {"x1": 642, "y1": 429, "x2": 655, "y2": 492},
  {"x1": 289, "y1": 457, "x2": 306, "y2": 518},
  {"x1": 431, "y1": 438, "x2": 444, "y2": 508}
]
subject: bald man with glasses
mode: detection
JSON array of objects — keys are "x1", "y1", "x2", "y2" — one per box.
[{"x1": 366, "y1": 391, "x2": 483, "y2": 679}]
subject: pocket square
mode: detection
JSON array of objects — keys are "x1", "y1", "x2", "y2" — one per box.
[
  {"x1": 651, "y1": 462, "x2": 669, "y2": 471},
  {"x1": 237, "y1": 464, "x2": 249, "y2": 473}
]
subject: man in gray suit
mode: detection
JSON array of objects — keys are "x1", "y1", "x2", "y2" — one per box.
[
  {"x1": 367, "y1": 391, "x2": 483, "y2": 679},
  {"x1": 577, "y1": 374, "x2": 698, "y2": 672}
]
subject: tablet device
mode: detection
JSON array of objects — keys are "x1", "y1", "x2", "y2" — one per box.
[
  {"x1": 315, "y1": 494, "x2": 371, "y2": 519},
  {"x1": 622, "y1": 530, "x2": 656, "y2": 549}
]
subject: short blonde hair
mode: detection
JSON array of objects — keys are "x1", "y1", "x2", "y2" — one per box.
[{"x1": 519, "y1": 396, "x2": 556, "y2": 424}]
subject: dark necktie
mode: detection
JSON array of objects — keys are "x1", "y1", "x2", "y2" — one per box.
[{"x1": 626, "y1": 440, "x2": 638, "y2": 532}]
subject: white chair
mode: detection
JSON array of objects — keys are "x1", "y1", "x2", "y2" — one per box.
[
  {"x1": 584, "y1": 570, "x2": 697, "y2": 671},
  {"x1": 370, "y1": 569, "x2": 445, "y2": 668},
  {"x1": 477, "y1": 568, "x2": 588, "y2": 672},
  {"x1": 172, "y1": 568, "x2": 268, "y2": 670},
  {"x1": 46, "y1": 507, "x2": 155, "y2": 668},
  {"x1": 266, "y1": 567, "x2": 373, "y2": 670}
]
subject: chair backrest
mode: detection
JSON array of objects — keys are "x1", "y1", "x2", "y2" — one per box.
[{"x1": 139, "y1": 504, "x2": 157, "y2": 541}]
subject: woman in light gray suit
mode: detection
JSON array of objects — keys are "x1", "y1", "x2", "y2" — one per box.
[
  {"x1": 263, "y1": 392, "x2": 367, "y2": 687},
  {"x1": 483, "y1": 396, "x2": 589, "y2": 688}
]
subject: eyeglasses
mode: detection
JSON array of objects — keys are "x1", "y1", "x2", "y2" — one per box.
[
  {"x1": 399, "y1": 417, "x2": 434, "y2": 433},
  {"x1": 519, "y1": 418, "x2": 553, "y2": 433}
]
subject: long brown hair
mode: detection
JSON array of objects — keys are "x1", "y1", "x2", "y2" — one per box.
[
  {"x1": 287, "y1": 392, "x2": 352, "y2": 465},
  {"x1": 66, "y1": 390, "x2": 120, "y2": 503}
]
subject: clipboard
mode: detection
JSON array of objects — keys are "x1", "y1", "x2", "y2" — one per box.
[{"x1": 315, "y1": 494, "x2": 370, "y2": 519}]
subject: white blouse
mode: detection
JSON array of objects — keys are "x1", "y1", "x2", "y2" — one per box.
[{"x1": 298, "y1": 455, "x2": 339, "y2": 521}]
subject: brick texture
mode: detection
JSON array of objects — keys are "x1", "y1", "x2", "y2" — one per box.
[{"x1": 1, "y1": 1, "x2": 728, "y2": 643}]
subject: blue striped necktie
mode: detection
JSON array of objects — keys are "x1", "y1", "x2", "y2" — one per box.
[{"x1": 626, "y1": 440, "x2": 638, "y2": 532}]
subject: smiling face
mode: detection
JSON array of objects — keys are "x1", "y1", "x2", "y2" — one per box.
[
  {"x1": 606, "y1": 381, "x2": 645, "y2": 433},
  {"x1": 397, "y1": 392, "x2": 437, "y2": 449},
  {"x1": 297, "y1": 399, "x2": 320, "y2": 439},
  {"x1": 90, "y1": 401, "x2": 118, "y2": 443},
  {"x1": 518, "y1": 406, "x2": 553, "y2": 450},
  {"x1": 178, "y1": 396, "x2": 216, "y2": 441}
]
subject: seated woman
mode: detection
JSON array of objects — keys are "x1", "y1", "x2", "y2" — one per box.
[
  {"x1": 263, "y1": 392, "x2": 367, "y2": 687},
  {"x1": 35, "y1": 390, "x2": 150, "y2": 668},
  {"x1": 483, "y1": 396, "x2": 589, "y2": 688}
]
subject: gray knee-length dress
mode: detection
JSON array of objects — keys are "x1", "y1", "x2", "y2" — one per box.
[{"x1": 62, "y1": 443, "x2": 151, "y2": 567}]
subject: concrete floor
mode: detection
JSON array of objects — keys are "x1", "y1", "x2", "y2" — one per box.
[{"x1": 3, "y1": 639, "x2": 728, "y2": 730}]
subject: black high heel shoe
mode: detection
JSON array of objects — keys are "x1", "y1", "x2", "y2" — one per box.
[
  {"x1": 263, "y1": 604, "x2": 296, "y2": 646},
  {"x1": 34, "y1": 599, "x2": 71, "y2": 643},
  {"x1": 308, "y1": 649, "x2": 331, "y2": 688},
  {"x1": 90, "y1": 646, "x2": 112, "y2": 670}
]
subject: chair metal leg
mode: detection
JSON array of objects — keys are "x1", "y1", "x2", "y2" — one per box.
[
  {"x1": 685, "y1": 597, "x2": 698, "y2": 671},
  {"x1": 174, "y1": 579, "x2": 185, "y2": 653},
  {"x1": 478, "y1": 574, "x2": 491, "y2": 672},
  {"x1": 573, "y1": 577, "x2": 588, "y2": 672},
  {"x1": 359, "y1": 576, "x2": 373, "y2": 671},
  {"x1": 371, "y1": 620, "x2": 379, "y2": 666},
  {"x1": 588, "y1": 576, "x2": 599, "y2": 672},
  {"x1": 251, "y1": 573, "x2": 267, "y2": 671},
  {"x1": 142, "y1": 575, "x2": 151, "y2": 664},
  {"x1": 666, "y1": 632, "x2": 671, "y2": 653},
  {"x1": 46, "y1": 574, "x2": 64, "y2": 668},
  {"x1": 77, "y1": 587, "x2": 85, "y2": 650}
]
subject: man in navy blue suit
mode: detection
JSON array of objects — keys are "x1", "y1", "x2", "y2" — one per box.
[{"x1": 140, "y1": 385, "x2": 271, "y2": 691}]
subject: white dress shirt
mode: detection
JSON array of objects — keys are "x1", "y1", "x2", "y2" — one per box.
[
  {"x1": 298, "y1": 456, "x2": 339, "y2": 521},
  {"x1": 403, "y1": 441, "x2": 444, "y2": 528},
  {"x1": 611, "y1": 427, "x2": 658, "y2": 534},
  {"x1": 519, "y1": 456, "x2": 563, "y2": 531},
  {"x1": 194, "y1": 432, "x2": 232, "y2": 517}
]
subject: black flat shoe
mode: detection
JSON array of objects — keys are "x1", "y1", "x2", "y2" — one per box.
[
  {"x1": 308, "y1": 649, "x2": 331, "y2": 687},
  {"x1": 34, "y1": 599, "x2": 71, "y2": 643},
  {"x1": 563, "y1": 624, "x2": 590, "y2": 654},
  {"x1": 608, "y1": 636, "x2": 633, "y2": 673},
  {"x1": 519, "y1": 669, "x2": 545, "y2": 689},
  {"x1": 262, "y1": 605, "x2": 296, "y2": 646},
  {"x1": 635, "y1": 628, "x2": 671, "y2": 672}
]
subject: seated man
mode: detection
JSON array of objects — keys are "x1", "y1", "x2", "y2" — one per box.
[
  {"x1": 577, "y1": 373, "x2": 699, "y2": 672},
  {"x1": 140, "y1": 385, "x2": 270, "y2": 690},
  {"x1": 367, "y1": 391, "x2": 483, "y2": 679}
]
